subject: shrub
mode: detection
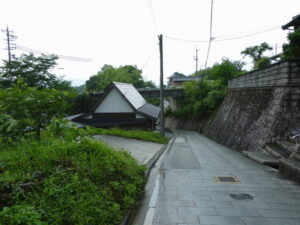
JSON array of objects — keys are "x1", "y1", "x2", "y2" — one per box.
[{"x1": 0, "y1": 137, "x2": 145, "y2": 225}]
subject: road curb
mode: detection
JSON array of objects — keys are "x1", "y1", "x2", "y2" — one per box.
[{"x1": 120, "y1": 134, "x2": 177, "y2": 225}]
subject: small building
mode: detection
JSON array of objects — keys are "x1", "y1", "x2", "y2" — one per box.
[
  {"x1": 169, "y1": 76, "x2": 201, "y2": 87},
  {"x1": 282, "y1": 14, "x2": 300, "y2": 30},
  {"x1": 70, "y1": 82, "x2": 160, "y2": 129}
]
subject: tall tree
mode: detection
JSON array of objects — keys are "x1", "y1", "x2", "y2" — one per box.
[
  {"x1": 0, "y1": 81, "x2": 74, "y2": 140},
  {"x1": 86, "y1": 65, "x2": 156, "y2": 92},
  {"x1": 282, "y1": 27, "x2": 300, "y2": 59},
  {"x1": 0, "y1": 53, "x2": 73, "y2": 90},
  {"x1": 241, "y1": 42, "x2": 273, "y2": 69}
]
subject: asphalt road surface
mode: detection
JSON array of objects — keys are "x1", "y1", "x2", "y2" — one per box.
[{"x1": 150, "y1": 130, "x2": 300, "y2": 225}]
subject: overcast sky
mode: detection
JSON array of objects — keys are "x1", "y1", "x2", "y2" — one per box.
[{"x1": 0, "y1": 0, "x2": 299, "y2": 86}]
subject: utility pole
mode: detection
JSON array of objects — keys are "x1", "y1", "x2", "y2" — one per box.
[
  {"x1": 2, "y1": 26, "x2": 17, "y2": 81},
  {"x1": 159, "y1": 34, "x2": 165, "y2": 136},
  {"x1": 194, "y1": 48, "x2": 199, "y2": 74}
]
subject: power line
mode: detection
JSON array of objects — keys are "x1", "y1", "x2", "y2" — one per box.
[
  {"x1": 142, "y1": 50, "x2": 155, "y2": 70},
  {"x1": 164, "y1": 25, "x2": 281, "y2": 43},
  {"x1": 148, "y1": 0, "x2": 159, "y2": 35},
  {"x1": 16, "y1": 44, "x2": 92, "y2": 62},
  {"x1": 214, "y1": 26, "x2": 281, "y2": 42},
  {"x1": 214, "y1": 25, "x2": 281, "y2": 39},
  {"x1": 205, "y1": 0, "x2": 214, "y2": 68},
  {"x1": 164, "y1": 36, "x2": 209, "y2": 43}
]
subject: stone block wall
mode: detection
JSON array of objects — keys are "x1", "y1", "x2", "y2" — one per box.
[
  {"x1": 205, "y1": 60, "x2": 300, "y2": 152},
  {"x1": 229, "y1": 60, "x2": 300, "y2": 89}
]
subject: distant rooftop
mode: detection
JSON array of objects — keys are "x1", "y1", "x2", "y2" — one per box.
[
  {"x1": 169, "y1": 76, "x2": 201, "y2": 82},
  {"x1": 282, "y1": 14, "x2": 300, "y2": 30}
]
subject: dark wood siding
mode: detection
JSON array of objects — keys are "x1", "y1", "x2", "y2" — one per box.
[{"x1": 92, "y1": 113, "x2": 135, "y2": 119}]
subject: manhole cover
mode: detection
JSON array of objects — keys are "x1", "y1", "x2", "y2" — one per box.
[
  {"x1": 230, "y1": 193, "x2": 253, "y2": 200},
  {"x1": 215, "y1": 176, "x2": 240, "y2": 183}
]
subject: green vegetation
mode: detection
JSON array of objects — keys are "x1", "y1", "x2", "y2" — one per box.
[
  {"x1": 85, "y1": 64, "x2": 156, "y2": 92},
  {"x1": 0, "y1": 81, "x2": 74, "y2": 141},
  {"x1": 0, "y1": 53, "x2": 73, "y2": 91},
  {"x1": 167, "y1": 58, "x2": 244, "y2": 119},
  {"x1": 0, "y1": 127, "x2": 145, "y2": 225},
  {"x1": 0, "y1": 53, "x2": 156, "y2": 225},
  {"x1": 241, "y1": 42, "x2": 273, "y2": 70},
  {"x1": 282, "y1": 27, "x2": 300, "y2": 59},
  {"x1": 88, "y1": 127, "x2": 168, "y2": 144}
]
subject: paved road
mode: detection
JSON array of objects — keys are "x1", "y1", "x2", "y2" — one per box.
[
  {"x1": 94, "y1": 135, "x2": 163, "y2": 165},
  {"x1": 152, "y1": 130, "x2": 300, "y2": 225}
]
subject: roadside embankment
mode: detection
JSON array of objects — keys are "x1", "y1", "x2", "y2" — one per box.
[{"x1": 166, "y1": 60, "x2": 300, "y2": 152}]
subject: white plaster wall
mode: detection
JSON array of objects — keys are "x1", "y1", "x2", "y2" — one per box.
[{"x1": 94, "y1": 88, "x2": 134, "y2": 113}]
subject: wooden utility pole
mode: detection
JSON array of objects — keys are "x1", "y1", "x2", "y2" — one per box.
[
  {"x1": 159, "y1": 34, "x2": 165, "y2": 136},
  {"x1": 2, "y1": 26, "x2": 17, "y2": 82},
  {"x1": 194, "y1": 48, "x2": 199, "y2": 74}
]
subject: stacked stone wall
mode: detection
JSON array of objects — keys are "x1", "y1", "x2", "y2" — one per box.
[
  {"x1": 206, "y1": 60, "x2": 300, "y2": 152},
  {"x1": 166, "y1": 60, "x2": 300, "y2": 152}
]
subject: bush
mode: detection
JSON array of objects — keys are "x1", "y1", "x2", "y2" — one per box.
[{"x1": 0, "y1": 137, "x2": 145, "y2": 225}]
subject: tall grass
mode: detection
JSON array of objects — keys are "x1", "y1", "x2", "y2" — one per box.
[
  {"x1": 0, "y1": 136, "x2": 145, "y2": 225},
  {"x1": 88, "y1": 127, "x2": 168, "y2": 144}
]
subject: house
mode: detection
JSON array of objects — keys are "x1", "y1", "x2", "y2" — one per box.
[
  {"x1": 70, "y1": 82, "x2": 160, "y2": 129},
  {"x1": 282, "y1": 14, "x2": 300, "y2": 30},
  {"x1": 169, "y1": 75, "x2": 201, "y2": 87}
]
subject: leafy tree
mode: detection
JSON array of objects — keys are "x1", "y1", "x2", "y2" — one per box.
[
  {"x1": 282, "y1": 27, "x2": 300, "y2": 59},
  {"x1": 241, "y1": 42, "x2": 273, "y2": 69},
  {"x1": 170, "y1": 72, "x2": 186, "y2": 77},
  {"x1": 0, "y1": 53, "x2": 73, "y2": 90},
  {"x1": 74, "y1": 84, "x2": 86, "y2": 93},
  {"x1": 205, "y1": 58, "x2": 245, "y2": 85},
  {"x1": 0, "y1": 80, "x2": 74, "y2": 140},
  {"x1": 168, "y1": 58, "x2": 244, "y2": 118},
  {"x1": 86, "y1": 65, "x2": 156, "y2": 92}
]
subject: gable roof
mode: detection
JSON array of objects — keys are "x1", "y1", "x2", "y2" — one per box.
[
  {"x1": 90, "y1": 82, "x2": 160, "y2": 119},
  {"x1": 113, "y1": 82, "x2": 146, "y2": 109}
]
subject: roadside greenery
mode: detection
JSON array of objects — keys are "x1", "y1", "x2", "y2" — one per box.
[
  {"x1": 241, "y1": 42, "x2": 273, "y2": 70},
  {"x1": 0, "y1": 53, "x2": 152, "y2": 225},
  {"x1": 282, "y1": 27, "x2": 300, "y2": 59},
  {"x1": 0, "y1": 125, "x2": 145, "y2": 225},
  {"x1": 167, "y1": 58, "x2": 245, "y2": 119},
  {"x1": 88, "y1": 127, "x2": 168, "y2": 144},
  {"x1": 0, "y1": 80, "x2": 74, "y2": 141}
]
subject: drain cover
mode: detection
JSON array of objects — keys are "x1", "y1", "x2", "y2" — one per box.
[
  {"x1": 215, "y1": 176, "x2": 240, "y2": 183},
  {"x1": 230, "y1": 193, "x2": 253, "y2": 200}
]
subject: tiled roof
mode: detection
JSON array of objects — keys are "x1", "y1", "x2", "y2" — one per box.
[
  {"x1": 137, "y1": 103, "x2": 160, "y2": 119},
  {"x1": 169, "y1": 76, "x2": 200, "y2": 82},
  {"x1": 113, "y1": 82, "x2": 146, "y2": 109}
]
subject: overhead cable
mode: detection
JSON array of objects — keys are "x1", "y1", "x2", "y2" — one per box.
[
  {"x1": 16, "y1": 44, "x2": 92, "y2": 62},
  {"x1": 164, "y1": 26, "x2": 281, "y2": 43}
]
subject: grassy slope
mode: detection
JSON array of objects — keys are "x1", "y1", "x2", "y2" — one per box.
[{"x1": 0, "y1": 137, "x2": 145, "y2": 225}]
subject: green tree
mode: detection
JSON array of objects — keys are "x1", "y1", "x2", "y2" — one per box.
[
  {"x1": 0, "y1": 53, "x2": 73, "y2": 90},
  {"x1": 241, "y1": 42, "x2": 273, "y2": 69},
  {"x1": 0, "y1": 80, "x2": 74, "y2": 140},
  {"x1": 86, "y1": 65, "x2": 155, "y2": 92},
  {"x1": 282, "y1": 27, "x2": 300, "y2": 59},
  {"x1": 205, "y1": 58, "x2": 245, "y2": 85},
  {"x1": 169, "y1": 58, "x2": 244, "y2": 118}
]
